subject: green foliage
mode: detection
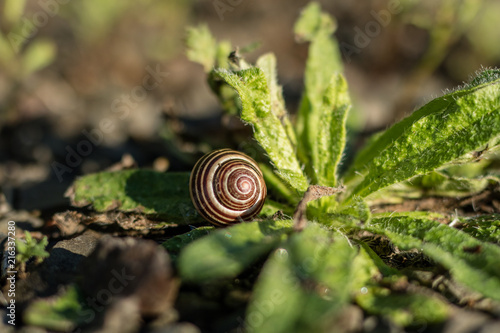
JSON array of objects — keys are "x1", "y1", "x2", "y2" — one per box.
[
  {"x1": 343, "y1": 76, "x2": 500, "y2": 203},
  {"x1": 24, "y1": 285, "x2": 88, "y2": 331},
  {"x1": 294, "y1": 3, "x2": 347, "y2": 187},
  {"x1": 369, "y1": 170, "x2": 499, "y2": 202},
  {"x1": 71, "y1": 170, "x2": 201, "y2": 223},
  {"x1": 214, "y1": 68, "x2": 309, "y2": 196},
  {"x1": 256, "y1": 53, "x2": 298, "y2": 149},
  {"x1": 459, "y1": 214, "x2": 500, "y2": 244},
  {"x1": 16, "y1": 231, "x2": 49, "y2": 267},
  {"x1": 246, "y1": 224, "x2": 355, "y2": 332},
  {"x1": 62, "y1": 1, "x2": 134, "y2": 44},
  {"x1": 20, "y1": 39, "x2": 57, "y2": 76},
  {"x1": 3, "y1": 0, "x2": 27, "y2": 26},
  {"x1": 178, "y1": 1, "x2": 500, "y2": 329},
  {"x1": 367, "y1": 216, "x2": 500, "y2": 301},
  {"x1": 352, "y1": 246, "x2": 448, "y2": 327},
  {"x1": 68, "y1": 2, "x2": 500, "y2": 331},
  {"x1": 178, "y1": 220, "x2": 293, "y2": 282},
  {"x1": 0, "y1": 1, "x2": 56, "y2": 78},
  {"x1": 162, "y1": 226, "x2": 214, "y2": 262},
  {"x1": 186, "y1": 25, "x2": 220, "y2": 72}
]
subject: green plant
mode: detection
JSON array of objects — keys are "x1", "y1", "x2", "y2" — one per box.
[
  {"x1": 16, "y1": 231, "x2": 50, "y2": 270},
  {"x1": 0, "y1": 0, "x2": 56, "y2": 78},
  {"x1": 69, "y1": 2, "x2": 500, "y2": 331}
]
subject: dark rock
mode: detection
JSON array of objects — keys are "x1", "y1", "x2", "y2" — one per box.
[
  {"x1": 79, "y1": 236, "x2": 177, "y2": 319},
  {"x1": 14, "y1": 231, "x2": 100, "y2": 303},
  {"x1": 86, "y1": 297, "x2": 141, "y2": 333},
  {"x1": 42, "y1": 231, "x2": 100, "y2": 286}
]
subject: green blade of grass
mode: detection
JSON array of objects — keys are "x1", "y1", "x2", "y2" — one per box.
[
  {"x1": 214, "y1": 68, "x2": 309, "y2": 196},
  {"x1": 178, "y1": 220, "x2": 293, "y2": 282},
  {"x1": 367, "y1": 216, "x2": 500, "y2": 301},
  {"x1": 245, "y1": 224, "x2": 355, "y2": 333},
  {"x1": 344, "y1": 71, "x2": 500, "y2": 203}
]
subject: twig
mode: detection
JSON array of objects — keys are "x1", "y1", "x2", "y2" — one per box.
[{"x1": 293, "y1": 185, "x2": 345, "y2": 231}]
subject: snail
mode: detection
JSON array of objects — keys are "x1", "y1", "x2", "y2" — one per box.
[{"x1": 189, "y1": 149, "x2": 267, "y2": 226}]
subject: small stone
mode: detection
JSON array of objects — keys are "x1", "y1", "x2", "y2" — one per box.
[
  {"x1": 13, "y1": 231, "x2": 100, "y2": 302},
  {"x1": 79, "y1": 236, "x2": 177, "y2": 318}
]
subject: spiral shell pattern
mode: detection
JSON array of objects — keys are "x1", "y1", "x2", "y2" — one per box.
[{"x1": 189, "y1": 149, "x2": 267, "y2": 226}]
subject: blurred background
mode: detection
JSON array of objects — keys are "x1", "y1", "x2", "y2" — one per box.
[{"x1": 1, "y1": 0, "x2": 500, "y2": 214}]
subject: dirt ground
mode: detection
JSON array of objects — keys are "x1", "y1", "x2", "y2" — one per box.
[{"x1": 1, "y1": 0, "x2": 500, "y2": 332}]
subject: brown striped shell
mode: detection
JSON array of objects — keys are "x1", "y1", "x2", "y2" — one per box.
[{"x1": 189, "y1": 149, "x2": 267, "y2": 226}]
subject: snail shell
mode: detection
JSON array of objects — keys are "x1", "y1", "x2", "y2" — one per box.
[{"x1": 189, "y1": 149, "x2": 267, "y2": 226}]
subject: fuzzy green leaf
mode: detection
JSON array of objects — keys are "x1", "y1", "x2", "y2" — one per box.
[
  {"x1": 16, "y1": 231, "x2": 49, "y2": 265},
  {"x1": 187, "y1": 25, "x2": 241, "y2": 115},
  {"x1": 256, "y1": 53, "x2": 298, "y2": 148},
  {"x1": 260, "y1": 198, "x2": 294, "y2": 218},
  {"x1": 178, "y1": 220, "x2": 293, "y2": 282},
  {"x1": 345, "y1": 73, "x2": 500, "y2": 203},
  {"x1": 357, "y1": 287, "x2": 448, "y2": 327},
  {"x1": 214, "y1": 68, "x2": 309, "y2": 195},
  {"x1": 411, "y1": 172, "x2": 498, "y2": 197},
  {"x1": 246, "y1": 224, "x2": 355, "y2": 333},
  {"x1": 71, "y1": 170, "x2": 201, "y2": 224},
  {"x1": 355, "y1": 241, "x2": 400, "y2": 278},
  {"x1": 186, "y1": 24, "x2": 232, "y2": 72},
  {"x1": 459, "y1": 214, "x2": 500, "y2": 244},
  {"x1": 186, "y1": 25, "x2": 217, "y2": 72},
  {"x1": 294, "y1": 2, "x2": 337, "y2": 43},
  {"x1": 352, "y1": 245, "x2": 448, "y2": 327},
  {"x1": 312, "y1": 74, "x2": 351, "y2": 186},
  {"x1": 367, "y1": 216, "x2": 500, "y2": 301},
  {"x1": 332, "y1": 194, "x2": 371, "y2": 226},
  {"x1": 259, "y1": 162, "x2": 300, "y2": 206},
  {"x1": 373, "y1": 211, "x2": 446, "y2": 221},
  {"x1": 294, "y1": 3, "x2": 346, "y2": 187},
  {"x1": 312, "y1": 194, "x2": 370, "y2": 230},
  {"x1": 368, "y1": 171, "x2": 499, "y2": 203},
  {"x1": 161, "y1": 226, "x2": 214, "y2": 262},
  {"x1": 24, "y1": 285, "x2": 87, "y2": 332},
  {"x1": 254, "y1": 53, "x2": 303, "y2": 204}
]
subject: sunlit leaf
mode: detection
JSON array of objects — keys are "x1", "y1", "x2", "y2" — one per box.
[
  {"x1": 246, "y1": 224, "x2": 355, "y2": 333},
  {"x1": 70, "y1": 170, "x2": 201, "y2": 224},
  {"x1": 367, "y1": 216, "x2": 500, "y2": 301},
  {"x1": 344, "y1": 70, "x2": 500, "y2": 204},
  {"x1": 178, "y1": 220, "x2": 293, "y2": 282}
]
